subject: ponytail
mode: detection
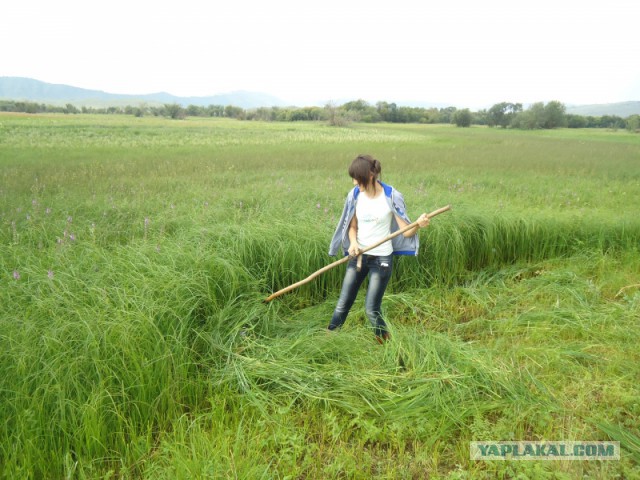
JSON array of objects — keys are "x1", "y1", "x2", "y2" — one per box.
[{"x1": 371, "y1": 158, "x2": 382, "y2": 177}]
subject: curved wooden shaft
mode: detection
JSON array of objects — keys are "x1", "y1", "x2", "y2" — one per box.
[{"x1": 264, "y1": 204, "x2": 451, "y2": 302}]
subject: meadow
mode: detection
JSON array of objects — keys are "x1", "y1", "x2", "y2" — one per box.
[{"x1": 1, "y1": 113, "x2": 639, "y2": 479}]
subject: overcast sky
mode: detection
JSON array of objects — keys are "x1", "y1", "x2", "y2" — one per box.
[{"x1": 2, "y1": 0, "x2": 639, "y2": 108}]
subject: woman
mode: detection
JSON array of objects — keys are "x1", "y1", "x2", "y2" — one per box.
[{"x1": 328, "y1": 154, "x2": 430, "y2": 343}]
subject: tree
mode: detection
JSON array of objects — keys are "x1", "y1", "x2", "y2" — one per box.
[
  {"x1": 64, "y1": 103, "x2": 79, "y2": 114},
  {"x1": 206, "y1": 105, "x2": 225, "y2": 117},
  {"x1": 511, "y1": 101, "x2": 566, "y2": 129},
  {"x1": 438, "y1": 107, "x2": 457, "y2": 124},
  {"x1": 376, "y1": 102, "x2": 397, "y2": 122},
  {"x1": 342, "y1": 100, "x2": 379, "y2": 122},
  {"x1": 302, "y1": 106, "x2": 325, "y2": 121},
  {"x1": 566, "y1": 114, "x2": 587, "y2": 128},
  {"x1": 487, "y1": 102, "x2": 523, "y2": 128},
  {"x1": 512, "y1": 102, "x2": 544, "y2": 129},
  {"x1": 542, "y1": 101, "x2": 566, "y2": 128},
  {"x1": 453, "y1": 109, "x2": 472, "y2": 127},
  {"x1": 626, "y1": 115, "x2": 640, "y2": 133},
  {"x1": 224, "y1": 105, "x2": 244, "y2": 119},
  {"x1": 473, "y1": 109, "x2": 488, "y2": 125},
  {"x1": 164, "y1": 103, "x2": 185, "y2": 119},
  {"x1": 325, "y1": 102, "x2": 350, "y2": 126},
  {"x1": 186, "y1": 104, "x2": 203, "y2": 117},
  {"x1": 249, "y1": 107, "x2": 276, "y2": 121},
  {"x1": 288, "y1": 109, "x2": 310, "y2": 121},
  {"x1": 342, "y1": 99, "x2": 370, "y2": 113},
  {"x1": 599, "y1": 115, "x2": 624, "y2": 129},
  {"x1": 423, "y1": 108, "x2": 440, "y2": 124},
  {"x1": 487, "y1": 103, "x2": 506, "y2": 127}
]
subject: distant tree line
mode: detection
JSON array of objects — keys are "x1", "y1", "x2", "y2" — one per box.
[{"x1": 1, "y1": 99, "x2": 638, "y2": 132}]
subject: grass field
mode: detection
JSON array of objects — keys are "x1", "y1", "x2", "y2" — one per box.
[{"x1": 1, "y1": 113, "x2": 639, "y2": 479}]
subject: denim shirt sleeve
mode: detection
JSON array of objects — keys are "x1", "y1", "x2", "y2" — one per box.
[
  {"x1": 392, "y1": 188, "x2": 409, "y2": 222},
  {"x1": 328, "y1": 189, "x2": 355, "y2": 256},
  {"x1": 389, "y1": 186, "x2": 420, "y2": 256}
]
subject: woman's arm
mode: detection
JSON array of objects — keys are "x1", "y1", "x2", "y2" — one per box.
[
  {"x1": 394, "y1": 213, "x2": 430, "y2": 237},
  {"x1": 347, "y1": 215, "x2": 360, "y2": 256}
]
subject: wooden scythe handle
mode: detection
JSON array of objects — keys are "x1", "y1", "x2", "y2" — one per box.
[{"x1": 264, "y1": 204, "x2": 451, "y2": 302}]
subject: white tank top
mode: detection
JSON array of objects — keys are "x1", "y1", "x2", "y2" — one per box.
[{"x1": 356, "y1": 191, "x2": 393, "y2": 256}]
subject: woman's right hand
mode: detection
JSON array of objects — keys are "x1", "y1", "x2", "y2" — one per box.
[{"x1": 348, "y1": 243, "x2": 361, "y2": 257}]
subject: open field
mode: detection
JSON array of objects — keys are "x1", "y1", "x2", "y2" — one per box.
[{"x1": 1, "y1": 114, "x2": 639, "y2": 479}]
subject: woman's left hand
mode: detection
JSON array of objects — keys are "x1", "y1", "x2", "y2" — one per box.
[{"x1": 417, "y1": 213, "x2": 430, "y2": 228}]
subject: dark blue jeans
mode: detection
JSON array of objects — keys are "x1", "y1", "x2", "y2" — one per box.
[{"x1": 328, "y1": 254, "x2": 393, "y2": 337}]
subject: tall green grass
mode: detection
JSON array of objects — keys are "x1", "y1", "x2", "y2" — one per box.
[{"x1": 1, "y1": 115, "x2": 639, "y2": 478}]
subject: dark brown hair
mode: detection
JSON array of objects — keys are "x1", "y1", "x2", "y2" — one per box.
[{"x1": 348, "y1": 154, "x2": 381, "y2": 190}]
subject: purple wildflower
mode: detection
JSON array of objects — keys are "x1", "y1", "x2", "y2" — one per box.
[
  {"x1": 48, "y1": 270, "x2": 54, "y2": 279},
  {"x1": 69, "y1": 233, "x2": 76, "y2": 242},
  {"x1": 46, "y1": 208, "x2": 51, "y2": 215},
  {"x1": 316, "y1": 203, "x2": 321, "y2": 209},
  {"x1": 13, "y1": 271, "x2": 20, "y2": 280}
]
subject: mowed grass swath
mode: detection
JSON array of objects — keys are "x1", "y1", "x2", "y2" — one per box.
[{"x1": 1, "y1": 114, "x2": 639, "y2": 478}]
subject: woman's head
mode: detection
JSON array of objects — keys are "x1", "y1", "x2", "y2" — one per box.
[{"x1": 348, "y1": 154, "x2": 381, "y2": 190}]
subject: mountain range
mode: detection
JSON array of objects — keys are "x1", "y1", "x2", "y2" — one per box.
[
  {"x1": 564, "y1": 102, "x2": 640, "y2": 117},
  {"x1": 1, "y1": 77, "x2": 639, "y2": 116},
  {"x1": 0, "y1": 77, "x2": 288, "y2": 109}
]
